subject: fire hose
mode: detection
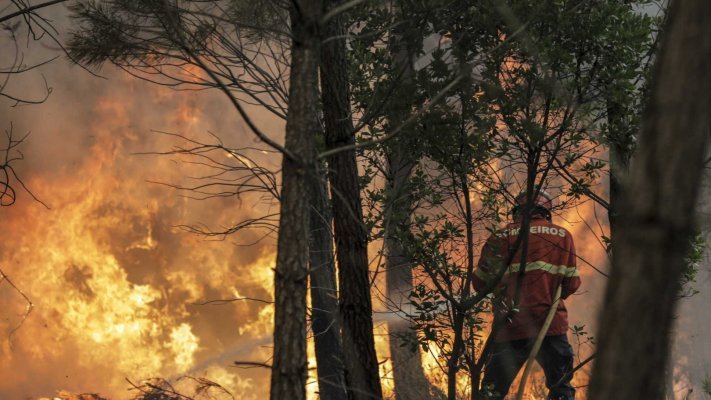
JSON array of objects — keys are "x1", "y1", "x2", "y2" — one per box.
[{"x1": 514, "y1": 284, "x2": 563, "y2": 400}]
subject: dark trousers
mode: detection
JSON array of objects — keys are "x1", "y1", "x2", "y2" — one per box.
[{"x1": 481, "y1": 335, "x2": 576, "y2": 400}]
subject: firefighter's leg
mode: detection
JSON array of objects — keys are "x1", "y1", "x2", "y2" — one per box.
[
  {"x1": 481, "y1": 339, "x2": 529, "y2": 399},
  {"x1": 536, "y1": 335, "x2": 576, "y2": 400}
]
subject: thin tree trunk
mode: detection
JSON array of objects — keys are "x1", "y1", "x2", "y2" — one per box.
[
  {"x1": 321, "y1": 1, "x2": 383, "y2": 398},
  {"x1": 383, "y1": 11, "x2": 432, "y2": 399},
  {"x1": 606, "y1": 94, "x2": 632, "y2": 247},
  {"x1": 589, "y1": 1, "x2": 711, "y2": 399},
  {"x1": 269, "y1": 1, "x2": 322, "y2": 399},
  {"x1": 607, "y1": 105, "x2": 627, "y2": 238},
  {"x1": 308, "y1": 161, "x2": 348, "y2": 400},
  {"x1": 384, "y1": 153, "x2": 432, "y2": 400}
]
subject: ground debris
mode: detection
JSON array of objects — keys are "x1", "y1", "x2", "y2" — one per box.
[{"x1": 38, "y1": 391, "x2": 109, "y2": 400}]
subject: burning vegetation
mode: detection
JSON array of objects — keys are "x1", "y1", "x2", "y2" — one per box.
[{"x1": 1, "y1": 1, "x2": 711, "y2": 400}]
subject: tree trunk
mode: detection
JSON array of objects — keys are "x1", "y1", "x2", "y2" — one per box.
[
  {"x1": 269, "y1": 1, "x2": 322, "y2": 399},
  {"x1": 588, "y1": 1, "x2": 711, "y2": 399},
  {"x1": 384, "y1": 153, "x2": 433, "y2": 400},
  {"x1": 320, "y1": 1, "x2": 383, "y2": 398},
  {"x1": 606, "y1": 97, "x2": 631, "y2": 242},
  {"x1": 383, "y1": 11, "x2": 432, "y2": 399},
  {"x1": 308, "y1": 161, "x2": 348, "y2": 400}
]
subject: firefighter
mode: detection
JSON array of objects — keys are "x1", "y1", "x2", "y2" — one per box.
[{"x1": 473, "y1": 187, "x2": 581, "y2": 400}]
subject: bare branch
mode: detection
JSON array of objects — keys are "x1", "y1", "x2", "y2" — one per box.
[
  {"x1": 0, "y1": 268, "x2": 34, "y2": 341},
  {"x1": 0, "y1": 0, "x2": 68, "y2": 25},
  {"x1": 192, "y1": 296, "x2": 274, "y2": 306},
  {"x1": 0, "y1": 126, "x2": 49, "y2": 208}
]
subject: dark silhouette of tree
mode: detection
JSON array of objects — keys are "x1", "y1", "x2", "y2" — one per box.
[
  {"x1": 320, "y1": 0, "x2": 383, "y2": 398},
  {"x1": 589, "y1": 1, "x2": 711, "y2": 399},
  {"x1": 268, "y1": 0, "x2": 322, "y2": 395}
]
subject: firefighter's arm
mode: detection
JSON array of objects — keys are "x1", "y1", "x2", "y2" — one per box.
[
  {"x1": 473, "y1": 236, "x2": 500, "y2": 292},
  {"x1": 561, "y1": 234, "x2": 581, "y2": 299}
]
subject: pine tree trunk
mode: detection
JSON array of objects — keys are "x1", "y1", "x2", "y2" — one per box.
[
  {"x1": 320, "y1": 1, "x2": 383, "y2": 398},
  {"x1": 308, "y1": 161, "x2": 348, "y2": 400},
  {"x1": 589, "y1": 1, "x2": 711, "y2": 399},
  {"x1": 270, "y1": 1, "x2": 322, "y2": 399}
]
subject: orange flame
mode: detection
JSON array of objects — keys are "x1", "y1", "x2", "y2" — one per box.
[{"x1": 0, "y1": 70, "x2": 280, "y2": 399}]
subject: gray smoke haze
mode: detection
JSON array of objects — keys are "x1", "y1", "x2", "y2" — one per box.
[{"x1": 670, "y1": 173, "x2": 711, "y2": 400}]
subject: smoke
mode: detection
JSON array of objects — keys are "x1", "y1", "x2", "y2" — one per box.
[{"x1": 669, "y1": 171, "x2": 711, "y2": 400}]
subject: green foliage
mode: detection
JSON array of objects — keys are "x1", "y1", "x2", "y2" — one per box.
[
  {"x1": 680, "y1": 233, "x2": 705, "y2": 298},
  {"x1": 351, "y1": 2, "x2": 660, "y2": 394},
  {"x1": 571, "y1": 323, "x2": 595, "y2": 346},
  {"x1": 68, "y1": 0, "x2": 290, "y2": 109},
  {"x1": 703, "y1": 374, "x2": 711, "y2": 398}
]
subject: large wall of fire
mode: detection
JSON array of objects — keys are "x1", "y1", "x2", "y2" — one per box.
[{"x1": 0, "y1": 57, "x2": 290, "y2": 398}]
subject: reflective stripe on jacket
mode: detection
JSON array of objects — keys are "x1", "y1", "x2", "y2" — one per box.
[{"x1": 473, "y1": 216, "x2": 581, "y2": 342}]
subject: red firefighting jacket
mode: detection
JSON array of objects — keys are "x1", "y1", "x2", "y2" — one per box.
[{"x1": 473, "y1": 216, "x2": 581, "y2": 342}]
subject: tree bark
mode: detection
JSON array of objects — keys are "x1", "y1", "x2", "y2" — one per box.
[
  {"x1": 308, "y1": 161, "x2": 348, "y2": 400},
  {"x1": 320, "y1": 1, "x2": 383, "y2": 399},
  {"x1": 270, "y1": 1, "x2": 322, "y2": 399},
  {"x1": 588, "y1": 1, "x2": 711, "y2": 399}
]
